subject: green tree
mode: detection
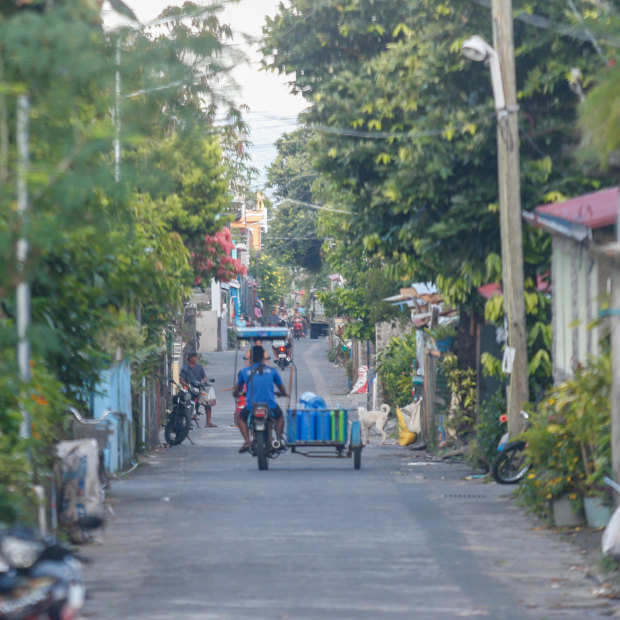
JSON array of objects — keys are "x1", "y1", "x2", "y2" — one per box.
[
  {"x1": 0, "y1": 0, "x2": 247, "y2": 522},
  {"x1": 266, "y1": 128, "x2": 323, "y2": 272},
  {"x1": 576, "y1": 2, "x2": 620, "y2": 167},
  {"x1": 250, "y1": 253, "x2": 290, "y2": 312},
  {"x1": 263, "y1": 0, "x2": 616, "y2": 307}
]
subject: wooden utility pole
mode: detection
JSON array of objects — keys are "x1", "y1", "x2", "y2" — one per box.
[
  {"x1": 611, "y1": 266, "x2": 620, "y2": 493},
  {"x1": 492, "y1": 1, "x2": 529, "y2": 437}
]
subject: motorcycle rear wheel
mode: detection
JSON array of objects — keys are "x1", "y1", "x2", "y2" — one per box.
[
  {"x1": 255, "y1": 432, "x2": 269, "y2": 470},
  {"x1": 492, "y1": 441, "x2": 529, "y2": 484}
]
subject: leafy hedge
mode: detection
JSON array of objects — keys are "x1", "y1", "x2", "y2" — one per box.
[{"x1": 376, "y1": 333, "x2": 417, "y2": 408}]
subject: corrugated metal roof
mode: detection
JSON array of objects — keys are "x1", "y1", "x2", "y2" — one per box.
[{"x1": 533, "y1": 187, "x2": 618, "y2": 230}]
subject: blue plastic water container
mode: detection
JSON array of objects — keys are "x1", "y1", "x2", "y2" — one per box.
[
  {"x1": 299, "y1": 392, "x2": 327, "y2": 409},
  {"x1": 299, "y1": 392, "x2": 314, "y2": 406},
  {"x1": 331, "y1": 409, "x2": 347, "y2": 443},
  {"x1": 286, "y1": 410, "x2": 297, "y2": 443},
  {"x1": 299, "y1": 411, "x2": 313, "y2": 441},
  {"x1": 317, "y1": 410, "x2": 332, "y2": 441},
  {"x1": 310, "y1": 410, "x2": 319, "y2": 441}
]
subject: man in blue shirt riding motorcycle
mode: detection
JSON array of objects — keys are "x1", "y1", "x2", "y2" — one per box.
[{"x1": 233, "y1": 345, "x2": 288, "y2": 453}]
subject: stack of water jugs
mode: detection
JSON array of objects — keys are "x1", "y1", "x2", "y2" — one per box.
[{"x1": 286, "y1": 392, "x2": 348, "y2": 443}]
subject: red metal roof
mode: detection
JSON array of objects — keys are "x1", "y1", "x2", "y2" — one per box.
[
  {"x1": 534, "y1": 187, "x2": 619, "y2": 230},
  {"x1": 478, "y1": 282, "x2": 502, "y2": 299}
]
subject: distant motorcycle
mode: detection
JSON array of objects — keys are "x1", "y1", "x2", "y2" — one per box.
[
  {"x1": 292, "y1": 320, "x2": 304, "y2": 340},
  {"x1": 0, "y1": 525, "x2": 85, "y2": 620},
  {"x1": 272, "y1": 339, "x2": 291, "y2": 370}
]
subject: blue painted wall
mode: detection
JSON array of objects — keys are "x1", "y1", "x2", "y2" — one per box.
[{"x1": 90, "y1": 360, "x2": 133, "y2": 473}]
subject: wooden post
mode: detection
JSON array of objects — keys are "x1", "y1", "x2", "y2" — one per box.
[
  {"x1": 421, "y1": 347, "x2": 430, "y2": 444},
  {"x1": 492, "y1": 1, "x2": 529, "y2": 437},
  {"x1": 611, "y1": 268, "x2": 620, "y2": 497},
  {"x1": 422, "y1": 306, "x2": 440, "y2": 445}
]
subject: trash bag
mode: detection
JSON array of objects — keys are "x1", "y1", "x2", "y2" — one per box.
[
  {"x1": 56, "y1": 439, "x2": 104, "y2": 542},
  {"x1": 207, "y1": 386, "x2": 217, "y2": 407},
  {"x1": 396, "y1": 407, "x2": 416, "y2": 446},
  {"x1": 401, "y1": 400, "x2": 422, "y2": 434}
]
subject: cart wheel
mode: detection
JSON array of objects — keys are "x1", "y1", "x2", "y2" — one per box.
[{"x1": 353, "y1": 446, "x2": 362, "y2": 470}]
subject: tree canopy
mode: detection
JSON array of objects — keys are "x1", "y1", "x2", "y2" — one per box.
[
  {"x1": 263, "y1": 0, "x2": 617, "y2": 307},
  {"x1": 0, "y1": 1, "x2": 248, "y2": 417}
]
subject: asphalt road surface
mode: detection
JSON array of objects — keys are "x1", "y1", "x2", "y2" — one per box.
[{"x1": 81, "y1": 337, "x2": 620, "y2": 619}]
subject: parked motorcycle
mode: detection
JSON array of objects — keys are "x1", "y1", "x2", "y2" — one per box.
[
  {"x1": 248, "y1": 402, "x2": 286, "y2": 471},
  {"x1": 0, "y1": 526, "x2": 85, "y2": 620},
  {"x1": 492, "y1": 411, "x2": 530, "y2": 484},
  {"x1": 166, "y1": 377, "x2": 216, "y2": 445},
  {"x1": 165, "y1": 379, "x2": 196, "y2": 445}
]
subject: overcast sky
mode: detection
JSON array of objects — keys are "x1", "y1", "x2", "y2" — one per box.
[{"x1": 102, "y1": 0, "x2": 306, "y2": 191}]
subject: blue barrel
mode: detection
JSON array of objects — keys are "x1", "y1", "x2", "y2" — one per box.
[
  {"x1": 286, "y1": 410, "x2": 297, "y2": 443},
  {"x1": 310, "y1": 410, "x2": 319, "y2": 441},
  {"x1": 317, "y1": 410, "x2": 332, "y2": 441},
  {"x1": 299, "y1": 392, "x2": 314, "y2": 406},
  {"x1": 299, "y1": 392, "x2": 327, "y2": 409},
  {"x1": 299, "y1": 411, "x2": 313, "y2": 441}
]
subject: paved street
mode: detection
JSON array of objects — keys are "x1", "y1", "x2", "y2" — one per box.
[{"x1": 82, "y1": 338, "x2": 620, "y2": 619}]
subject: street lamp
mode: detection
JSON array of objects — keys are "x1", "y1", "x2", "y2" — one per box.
[
  {"x1": 462, "y1": 32, "x2": 529, "y2": 439},
  {"x1": 462, "y1": 36, "x2": 505, "y2": 111}
]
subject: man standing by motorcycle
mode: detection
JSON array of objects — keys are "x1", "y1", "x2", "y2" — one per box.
[
  {"x1": 180, "y1": 351, "x2": 217, "y2": 427},
  {"x1": 233, "y1": 345, "x2": 288, "y2": 453}
]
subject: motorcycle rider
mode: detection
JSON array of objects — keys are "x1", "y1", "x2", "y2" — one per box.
[
  {"x1": 268, "y1": 309, "x2": 279, "y2": 326},
  {"x1": 292, "y1": 312, "x2": 304, "y2": 338},
  {"x1": 233, "y1": 345, "x2": 288, "y2": 453},
  {"x1": 180, "y1": 351, "x2": 217, "y2": 427}
]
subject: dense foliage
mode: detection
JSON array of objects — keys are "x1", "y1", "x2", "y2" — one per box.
[
  {"x1": 265, "y1": 128, "x2": 323, "y2": 273},
  {"x1": 263, "y1": 0, "x2": 617, "y2": 306},
  {"x1": 0, "y1": 0, "x2": 248, "y2": 523},
  {"x1": 375, "y1": 333, "x2": 417, "y2": 408},
  {"x1": 517, "y1": 354, "x2": 612, "y2": 521}
]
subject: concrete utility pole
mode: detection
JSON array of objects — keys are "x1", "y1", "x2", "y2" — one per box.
[
  {"x1": 16, "y1": 95, "x2": 31, "y2": 439},
  {"x1": 492, "y1": 1, "x2": 529, "y2": 437}
]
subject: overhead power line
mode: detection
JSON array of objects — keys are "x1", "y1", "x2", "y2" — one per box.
[{"x1": 279, "y1": 198, "x2": 351, "y2": 215}]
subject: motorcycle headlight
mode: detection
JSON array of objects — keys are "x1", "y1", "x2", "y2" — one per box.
[{"x1": 1, "y1": 536, "x2": 43, "y2": 569}]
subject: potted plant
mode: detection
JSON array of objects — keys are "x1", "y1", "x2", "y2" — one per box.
[
  {"x1": 425, "y1": 322, "x2": 457, "y2": 352},
  {"x1": 516, "y1": 353, "x2": 611, "y2": 527}
]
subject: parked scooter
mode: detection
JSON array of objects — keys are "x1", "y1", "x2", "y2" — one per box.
[
  {"x1": 0, "y1": 526, "x2": 85, "y2": 620},
  {"x1": 248, "y1": 402, "x2": 286, "y2": 471},
  {"x1": 491, "y1": 411, "x2": 530, "y2": 484}
]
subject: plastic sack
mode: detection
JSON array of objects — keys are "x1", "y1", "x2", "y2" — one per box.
[
  {"x1": 602, "y1": 505, "x2": 620, "y2": 558},
  {"x1": 207, "y1": 386, "x2": 217, "y2": 407},
  {"x1": 401, "y1": 400, "x2": 422, "y2": 434},
  {"x1": 56, "y1": 439, "x2": 104, "y2": 538},
  {"x1": 396, "y1": 407, "x2": 416, "y2": 446}
]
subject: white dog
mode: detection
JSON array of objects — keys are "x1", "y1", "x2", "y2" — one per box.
[{"x1": 358, "y1": 404, "x2": 390, "y2": 445}]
